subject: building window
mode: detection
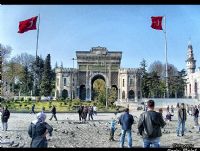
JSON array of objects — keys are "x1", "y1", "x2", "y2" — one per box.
[
  {"x1": 128, "y1": 90, "x2": 134, "y2": 99},
  {"x1": 123, "y1": 79, "x2": 125, "y2": 87},
  {"x1": 130, "y1": 78, "x2": 133, "y2": 86},
  {"x1": 189, "y1": 84, "x2": 191, "y2": 94},
  {"x1": 185, "y1": 85, "x2": 187, "y2": 95},
  {"x1": 195, "y1": 82, "x2": 198, "y2": 93},
  {"x1": 56, "y1": 78, "x2": 59, "y2": 86},
  {"x1": 122, "y1": 91, "x2": 125, "y2": 99},
  {"x1": 64, "y1": 78, "x2": 66, "y2": 86}
]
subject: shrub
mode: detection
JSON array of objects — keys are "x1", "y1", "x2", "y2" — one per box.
[
  {"x1": 60, "y1": 102, "x2": 62, "y2": 106},
  {"x1": 71, "y1": 99, "x2": 81, "y2": 106},
  {"x1": 20, "y1": 97, "x2": 24, "y2": 101}
]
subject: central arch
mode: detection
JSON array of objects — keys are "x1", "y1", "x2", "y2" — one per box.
[{"x1": 91, "y1": 74, "x2": 106, "y2": 101}]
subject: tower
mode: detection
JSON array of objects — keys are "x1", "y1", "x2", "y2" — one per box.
[{"x1": 186, "y1": 41, "x2": 196, "y2": 74}]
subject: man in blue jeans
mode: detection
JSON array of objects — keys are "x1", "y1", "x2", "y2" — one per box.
[
  {"x1": 118, "y1": 108, "x2": 134, "y2": 148},
  {"x1": 176, "y1": 103, "x2": 187, "y2": 136},
  {"x1": 138, "y1": 100, "x2": 166, "y2": 148}
]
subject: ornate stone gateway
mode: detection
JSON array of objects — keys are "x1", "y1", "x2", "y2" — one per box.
[{"x1": 55, "y1": 46, "x2": 142, "y2": 102}]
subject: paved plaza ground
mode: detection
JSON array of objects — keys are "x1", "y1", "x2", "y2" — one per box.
[{"x1": 0, "y1": 108, "x2": 200, "y2": 148}]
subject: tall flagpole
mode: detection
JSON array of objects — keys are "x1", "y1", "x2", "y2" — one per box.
[
  {"x1": 36, "y1": 14, "x2": 40, "y2": 58},
  {"x1": 163, "y1": 16, "x2": 169, "y2": 98},
  {"x1": 34, "y1": 14, "x2": 40, "y2": 100}
]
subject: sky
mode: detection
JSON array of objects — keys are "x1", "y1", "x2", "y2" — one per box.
[{"x1": 1, "y1": 5, "x2": 200, "y2": 71}]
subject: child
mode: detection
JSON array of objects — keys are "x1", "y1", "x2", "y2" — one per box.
[
  {"x1": 109, "y1": 117, "x2": 117, "y2": 141},
  {"x1": 166, "y1": 112, "x2": 174, "y2": 122}
]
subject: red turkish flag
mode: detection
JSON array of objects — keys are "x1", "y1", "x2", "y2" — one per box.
[
  {"x1": 18, "y1": 16, "x2": 38, "y2": 33},
  {"x1": 151, "y1": 16, "x2": 163, "y2": 30}
]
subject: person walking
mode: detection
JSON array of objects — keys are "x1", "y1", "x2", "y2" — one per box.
[
  {"x1": 1, "y1": 106, "x2": 10, "y2": 131},
  {"x1": 176, "y1": 103, "x2": 187, "y2": 136},
  {"x1": 82, "y1": 106, "x2": 88, "y2": 122},
  {"x1": 138, "y1": 100, "x2": 166, "y2": 148},
  {"x1": 88, "y1": 106, "x2": 94, "y2": 121},
  {"x1": 41, "y1": 106, "x2": 45, "y2": 114},
  {"x1": 118, "y1": 108, "x2": 134, "y2": 148},
  {"x1": 30, "y1": 104, "x2": 35, "y2": 114},
  {"x1": 171, "y1": 105, "x2": 174, "y2": 114},
  {"x1": 193, "y1": 105, "x2": 199, "y2": 127},
  {"x1": 166, "y1": 105, "x2": 170, "y2": 113},
  {"x1": 28, "y1": 112, "x2": 53, "y2": 148},
  {"x1": 93, "y1": 105, "x2": 97, "y2": 116},
  {"x1": 77, "y1": 105, "x2": 83, "y2": 121},
  {"x1": 109, "y1": 117, "x2": 117, "y2": 141},
  {"x1": 49, "y1": 105, "x2": 57, "y2": 121}
]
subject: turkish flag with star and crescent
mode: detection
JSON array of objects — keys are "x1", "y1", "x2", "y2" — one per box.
[
  {"x1": 18, "y1": 16, "x2": 38, "y2": 33},
  {"x1": 151, "y1": 16, "x2": 163, "y2": 30}
]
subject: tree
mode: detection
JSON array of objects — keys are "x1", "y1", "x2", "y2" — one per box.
[
  {"x1": 108, "y1": 87, "x2": 117, "y2": 105},
  {"x1": 0, "y1": 43, "x2": 12, "y2": 99},
  {"x1": 33, "y1": 56, "x2": 44, "y2": 96},
  {"x1": 149, "y1": 61, "x2": 181, "y2": 97},
  {"x1": 93, "y1": 79, "x2": 106, "y2": 104},
  {"x1": 4, "y1": 60, "x2": 23, "y2": 96},
  {"x1": 10, "y1": 53, "x2": 35, "y2": 96},
  {"x1": 140, "y1": 59, "x2": 150, "y2": 98},
  {"x1": 0, "y1": 43, "x2": 12, "y2": 64},
  {"x1": 148, "y1": 61, "x2": 163, "y2": 78},
  {"x1": 11, "y1": 53, "x2": 35, "y2": 69},
  {"x1": 40, "y1": 54, "x2": 52, "y2": 96},
  {"x1": 140, "y1": 58, "x2": 148, "y2": 76},
  {"x1": 20, "y1": 65, "x2": 34, "y2": 96}
]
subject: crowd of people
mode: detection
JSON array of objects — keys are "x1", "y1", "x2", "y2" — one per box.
[
  {"x1": 1, "y1": 100, "x2": 200, "y2": 148},
  {"x1": 77, "y1": 105, "x2": 97, "y2": 122}
]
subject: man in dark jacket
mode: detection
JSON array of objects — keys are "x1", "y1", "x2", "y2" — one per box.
[
  {"x1": 119, "y1": 108, "x2": 134, "y2": 148},
  {"x1": 176, "y1": 103, "x2": 187, "y2": 136},
  {"x1": 49, "y1": 105, "x2": 57, "y2": 121},
  {"x1": 88, "y1": 106, "x2": 94, "y2": 121},
  {"x1": 1, "y1": 106, "x2": 10, "y2": 131},
  {"x1": 78, "y1": 105, "x2": 83, "y2": 121},
  {"x1": 28, "y1": 112, "x2": 53, "y2": 148},
  {"x1": 193, "y1": 105, "x2": 199, "y2": 126},
  {"x1": 30, "y1": 104, "x2": 35, "y2": 114},
  {"x1": 138, "y1": 100, "x2": 166, "y2": 148}
]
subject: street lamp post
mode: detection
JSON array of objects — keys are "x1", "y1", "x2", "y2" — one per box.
[
  {"x1": 105, "y1": 61, "x2": 108, "y2": 109},
  {"x1": 103, "y1": 54, "x2": 108, "y2": 109},
  {"x1": 72, "y1": 58, "x2": 77, "y2": 100}
]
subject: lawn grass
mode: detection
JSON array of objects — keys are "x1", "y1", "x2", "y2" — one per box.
[{"x1": 0, "y1": 99, "x2": 125, "y2": 113}]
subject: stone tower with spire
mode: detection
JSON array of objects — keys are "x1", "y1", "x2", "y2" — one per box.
[{"x1": 186, "y1": 41, "x2": 196, "y2": 74}]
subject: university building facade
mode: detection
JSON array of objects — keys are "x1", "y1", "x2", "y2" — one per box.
[{"x1": 55, "y1": 46, "x2": 142, "y2": 102}]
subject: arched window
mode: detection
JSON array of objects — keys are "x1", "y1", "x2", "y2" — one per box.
[
  {"x1": 195, "y1": 82, "x2": 198, "y2": 93},
  {"x1": 63, "y1": 78, "x2": 66, "y2": 86},
  {"x1": 56, "y1": 78, "x2": 59, "y2": 86},
  {"x1": 130, "y1": 78, "x2": 133, "y2": 86},
  {"x1": 122, "y1": 91, "x2": 125, "y2": 99},
  {"x1": 62, "y1": 89, "x2": 68, "y2": 99},
  {"x1": 128, "y1": 90, "x2": 135, "y2": 99}
]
